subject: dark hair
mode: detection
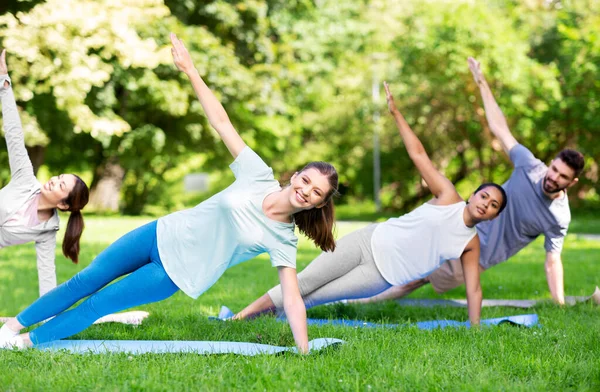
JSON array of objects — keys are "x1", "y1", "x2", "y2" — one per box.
[
  {"x1": 473, "y1": 182, "x2": 508, "y2": 215},
  {"x1": 556, "y1": 149, "x2": 584, "y2": 178},
  {"x1": 59, "y1": 175, "x2": 89, "y2": 264},
  {"x1": 292, "y1": 162, "x2": 339, "y2": 252}
]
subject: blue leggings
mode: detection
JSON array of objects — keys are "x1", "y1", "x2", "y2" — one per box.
[{"x1": 17, "y1": 220, "x2": 179, "y2": 345}]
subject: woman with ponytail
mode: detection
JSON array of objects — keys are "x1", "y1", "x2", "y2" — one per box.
[
  {"x1": 0, "y1": 35, "x2": 338, "y2": 353},
  {"x1": 234, "y1": 82, "x2": 508, "y2": 327},
  {"x1": 0, "y1": 49, "x2": 89, "y2": 297}
]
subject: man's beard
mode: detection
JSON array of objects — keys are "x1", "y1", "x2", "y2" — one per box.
[{"x1": 543, "y1": 177, "x2": 566, "y2": 194}]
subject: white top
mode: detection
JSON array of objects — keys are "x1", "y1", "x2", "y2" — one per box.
[
  {"x1": 1, "y1": 74, "x2": 60, "y2": 297},
  {"x1": 371, "y1": 201, "x2": 477, "y2": 286},
  {"x1": 157, "y1": 146, "x2": 298, "y2": 299},
  {"x1": 4, "y1": 193, "x2": 40, "y2": 228}
]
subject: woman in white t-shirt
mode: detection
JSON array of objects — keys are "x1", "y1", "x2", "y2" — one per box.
[
  {"x1": 0, "y1": 49, "x2": 90, "y2": 297},
  {"x1": 234, "y1": 82, "x2": 507, "y2": 326},
  {"x1": 0, "y1": 35, "x2": 338, "y2": 353}
]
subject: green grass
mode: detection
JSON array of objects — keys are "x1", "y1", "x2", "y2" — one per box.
[{"x1": 1, "y1": 216, "x2": 599, "y2": 391}]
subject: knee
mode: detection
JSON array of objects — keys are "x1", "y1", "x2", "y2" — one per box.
[
  {"x1": 297, "y1": 279, "x2": 310, "y2": 298},
  {"x1": 64, "y1": 273, "x2": 95, "y2": 295},
  {"x1": 302, "y1": 297, "x2": 315, "y2": 310},
  {"x1": 77, "y1": 296, "x2": 104, "y2": 320}
]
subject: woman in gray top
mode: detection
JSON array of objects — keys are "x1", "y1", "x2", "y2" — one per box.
[{"x1": 0, "y1": 49, "x2": 89, "y2": 296}]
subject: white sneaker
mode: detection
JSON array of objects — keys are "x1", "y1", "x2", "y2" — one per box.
[
  {"x1": 0, "y1": 323, "x2": 19, "y2": 342},
  {"x1": 0, "y1": 335, "x2": 25, "y2": 350}
]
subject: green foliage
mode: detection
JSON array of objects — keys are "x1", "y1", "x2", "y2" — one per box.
[{"x1": 0, "y1": 0, "x2": 598, "y2": 212}]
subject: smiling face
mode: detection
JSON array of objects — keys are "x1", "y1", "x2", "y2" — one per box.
[
  {"x1": 288, "y1": 168, "x2": 333, "y2": 210},
  {"x1": 40, "y1": 174, "x2": 78, "y2": 209},
  {"x1": 543, "y1": 158, "x2": 578, "y2": 194},
  {"x1": 467, "y1": 185, "x2": 504, "y2": 222}
]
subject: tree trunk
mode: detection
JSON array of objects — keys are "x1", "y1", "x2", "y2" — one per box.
[{"x1": 88, "y1": 157, "x2": 125, "y2": 212}]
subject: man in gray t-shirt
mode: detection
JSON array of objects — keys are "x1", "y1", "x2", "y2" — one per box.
[{"x1": 354, "y1": 58, "x2": 584, "y2": 305}]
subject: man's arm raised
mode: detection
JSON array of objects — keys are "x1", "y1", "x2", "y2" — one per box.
[{"x1": 468, "y1": 57, "x2": 518, "y2": 155}]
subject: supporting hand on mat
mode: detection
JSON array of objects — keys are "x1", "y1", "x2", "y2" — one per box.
[{"x1": 278, "y1": 267, "x2": 309, "y2": 354}]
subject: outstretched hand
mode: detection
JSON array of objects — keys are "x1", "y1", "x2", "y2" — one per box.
[
  {"x1": 383, "y1": 81, "x2": 398, "y2": 115},
  {"x1": 170, "y1": 33, "x2": 195, "y2": 74},
  {"x1": 468, "y1": 57, "x2": 484, "y2": 85},
  {"x1": 0, "y1": 49, "x2": 9, "y2": 88},
  {"x1": 0, "y1": 49, "x2": 7, "y2": 75}
]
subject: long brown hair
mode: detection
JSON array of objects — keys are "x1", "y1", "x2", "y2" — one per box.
[
  {"x1": 292, "y1": 162, "x2": 339, "y2": 252},
  {"x1": 59, "y1": 175, "x2": 89, "y2": 263}
]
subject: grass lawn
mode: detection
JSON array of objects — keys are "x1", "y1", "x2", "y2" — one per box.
[{"x1": 1, "y1": 214, "x2": 599, "y2": 391}]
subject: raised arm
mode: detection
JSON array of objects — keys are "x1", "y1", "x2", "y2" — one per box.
[
  {"x1": 170, "y1": 33, "x2": 246, "y2": 158},
  {"x1": 277, "y1": 267, "x2": 309, "y2": 354},
  {"x1": 468, "y1": 57, "x2": 518, "y2": 155},
  {"x1": 0, "y1": 49, "x2": 35, "y2": 181},
  {"x1": 461, "y1": 235, "x2": 482, "y2": 326},
  {"x1": 384, "y1": 82, "x2": 458, "y2": 201}
]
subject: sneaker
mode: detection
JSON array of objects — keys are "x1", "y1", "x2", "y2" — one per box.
[
  {"x1": 0, "y1": 323, "x2": 19, "y2": 342},
  {"x1": 0, "y1": 335, "x2": 25, "y2": 350}
]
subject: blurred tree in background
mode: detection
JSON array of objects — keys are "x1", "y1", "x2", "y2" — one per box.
[{"x1": 0, "y1": 0, "x2": 598, "y2": 215}]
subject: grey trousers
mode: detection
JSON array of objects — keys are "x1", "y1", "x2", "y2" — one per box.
[{"x1": 268, "y1": 224, "x2": 391, "y2": 310}]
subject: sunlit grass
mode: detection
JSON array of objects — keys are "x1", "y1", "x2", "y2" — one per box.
[{"x1": 0, "y1": 215, "x2": 598, "y2": 390}]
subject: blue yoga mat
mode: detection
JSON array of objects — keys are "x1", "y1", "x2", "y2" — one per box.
[
  {"x1": 35, "y1": 337, "x2": 343, "y2": 355},
  {"x1": 217, "y1": 306, "x2": 539, "y2": 330}
]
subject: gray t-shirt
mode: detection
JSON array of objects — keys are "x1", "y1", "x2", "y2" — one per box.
[{"x1": 477, "y1": 144, "x2": 570, "y2": 270}]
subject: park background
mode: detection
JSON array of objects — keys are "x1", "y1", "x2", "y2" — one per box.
[{"x1": 0, "y1": 0, "x2": 599, "y2": 390}]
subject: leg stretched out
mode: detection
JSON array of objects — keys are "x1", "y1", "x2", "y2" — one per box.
[
  {"x1": 235, "y1": 224, "x2": 391, "y2": 319},
  {"x1": 2, "y1": 221, "x2": 179, "y2": 346}
]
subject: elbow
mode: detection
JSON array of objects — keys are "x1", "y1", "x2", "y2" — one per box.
[
  {"x1": 408, "y1": 149, "x2": 427, "y2": 162},
  {"x1": 466, "y1": 279, "x2": 482, "y2": 299},
  {"x1": 467, "y1": 284, "x2": 482, "y2": 299},
  {"x1": 282, "y1": 292, "x2": 305, "y2": 315},
  {"x1": 545, "y1": 254, "x2": 561, "y2": 269},
  {"x1": 488, "y1": 123, "x2": 510, "y2": 137},
  {"x1": 209, "y1": 117, "x2": 229, "y2": 129},
  {"x1": 284, "y1": 294, "x2": 305, "y2": 311}
]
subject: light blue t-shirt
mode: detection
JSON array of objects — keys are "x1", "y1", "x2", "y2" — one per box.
[
  {"x1": 157, "y1": 146, "x2": 298, "y2": 298},
  {"x1": 477, "y1": 144, "x2": 570, "y2": 269}
]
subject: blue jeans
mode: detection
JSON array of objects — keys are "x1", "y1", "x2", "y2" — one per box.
[{"x1": 17, "y1": 220, "x2": 179, "y2": 345}]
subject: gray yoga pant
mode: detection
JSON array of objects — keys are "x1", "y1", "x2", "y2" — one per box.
[{"x1": 268, "y1": 224, "x2": 392, "y2": 310}]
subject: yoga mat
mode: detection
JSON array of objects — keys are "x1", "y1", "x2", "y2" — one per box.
[
  {"x1": 395, "y1": 286, "x2": 600, "y2": 309},
  {"x1": 34, "y1": 337, "x2": 344, "y2": 355},
  {"x1": 0, "y1": 311, "x2": 149, "y2": 326},
  {"x1": 217, "y1": 306, "x2": 539, "y2": 330}
]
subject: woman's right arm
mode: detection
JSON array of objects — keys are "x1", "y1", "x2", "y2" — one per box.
[
  {"x1": 461, "y1": 235, "x2": 482, "y2": 326},
  {"x1": 0, "y1": 49, "x2": 35, "y2": 180},
  {"x1": 277, "y1": 266, "x2": 309, "y2": 354},
  {"x1": 170, "y1": 34, "x2": 246, "y2": 159},
  {"x1": 384, "y1": 82, "x2": 458, "y2": 201}
]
